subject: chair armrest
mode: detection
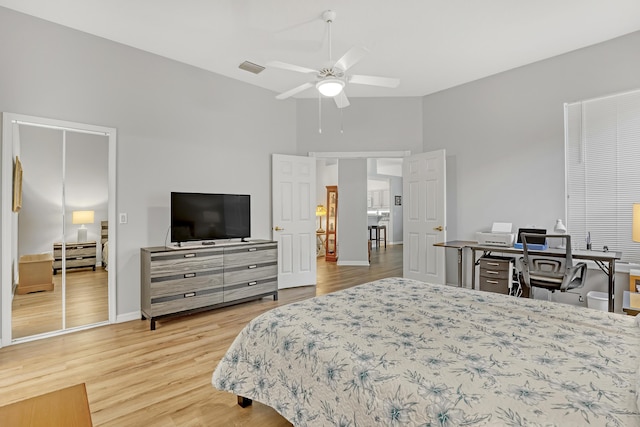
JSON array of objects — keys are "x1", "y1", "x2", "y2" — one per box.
[{"x1": 562, "y1": 262, "x2": 587, "y2": 291}]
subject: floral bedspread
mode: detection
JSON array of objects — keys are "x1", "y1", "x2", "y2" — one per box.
[{"x1": 212, "y1": 277, "x2": 640, "y2": 426}]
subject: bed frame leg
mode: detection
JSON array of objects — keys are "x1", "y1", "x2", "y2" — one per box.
[{"x1": 237, "y1": 396, "x2": 253, "y2": 408}]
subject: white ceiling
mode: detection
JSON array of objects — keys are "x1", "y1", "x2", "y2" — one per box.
[{"x1": 2, "y1": 0, "x2": 640, "y2": 99}]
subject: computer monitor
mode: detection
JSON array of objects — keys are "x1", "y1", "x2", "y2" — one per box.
[{"x1": 516, "y1": 228, "x2": 547, "y2": 245}]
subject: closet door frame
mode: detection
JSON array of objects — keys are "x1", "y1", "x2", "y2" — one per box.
[{"x1": 1, "y1": 112, "x2": 117, "y2": 345}]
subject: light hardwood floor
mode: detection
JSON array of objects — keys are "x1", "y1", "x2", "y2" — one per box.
[
  {"x1": 12, "y1": 268, "x2": 109, "y2": 339},
  {"x1": 0, "y1": 244, "x2": 402, "y2": 426}
]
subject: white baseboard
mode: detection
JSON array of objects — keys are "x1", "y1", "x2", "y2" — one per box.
[
  {"x1": 337, "y1": 261, "x2": 370, "y2": 266},
  {"x1": 116, "y1": 311, "x2": 141, "y2": 323}
]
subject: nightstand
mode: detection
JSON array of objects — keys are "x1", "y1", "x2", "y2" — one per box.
[{"x1": 53, "y1": 241, "x2": 97, "y2": 274}]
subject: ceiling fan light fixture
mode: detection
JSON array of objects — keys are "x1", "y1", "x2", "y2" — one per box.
[{"x1": 316, "y1": 78, "x2": 344, "y2": 97}]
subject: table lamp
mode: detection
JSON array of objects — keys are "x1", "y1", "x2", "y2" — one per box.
[
  {"x1": 315, "y1": 204, "x2": 327, "y2": 233},
  {"x1": 72, "y1": 210, "x2": 94, "y2": 242}
]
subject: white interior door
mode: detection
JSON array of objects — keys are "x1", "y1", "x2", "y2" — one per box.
[
  {"x1": 272, "y1": 154, "x2": 316, "y2": 289},
  {"x1": 403, "y1": 149, "x2": 446, "y2": 284}
]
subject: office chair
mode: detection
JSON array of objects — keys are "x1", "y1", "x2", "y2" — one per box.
[{"x1": 519, "y1": 233, "x2": 587, "y2": 295}]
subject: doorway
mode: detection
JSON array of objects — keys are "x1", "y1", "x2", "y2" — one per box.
[
  {"x1": 1, "y1": 113, "x2": 117, "y2": 344},
  {"x1": 312, "y1": 151, "x2": 408, "y2": 267}
]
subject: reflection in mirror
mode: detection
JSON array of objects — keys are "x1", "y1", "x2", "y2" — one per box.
[
  {"x1": 65, "y1": 132, "x2": 109, "y2": 328},
  {"x1": 12, "y1": 125, "x2": 63, "y2": 338},
  {"x1": 11, "y1": 125, "x2": 109, "y2": 339}
]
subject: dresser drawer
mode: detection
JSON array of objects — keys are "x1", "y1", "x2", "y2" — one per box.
[
  {"x1": 149, "y1": 287, "x2": 224, "y2": 316},
  {"x1": 150, "y1": 249, "x2": 223, "y2": 277},
  {"x1": 479, "y1": 267, "x2": 511, "y2": 280},
  {"x1": 63, "y1": 257, "x2": 97, "y2": 269},
  {"x1": 150, "y1": 269, "x2": 223, "y2": 298},
  {"x1": 224, "y1": 277, "x2": 278, "y2": 301},
  {"x1": 224, "y1": 244, "x2": 276, "y2": 267},
  {"x1": 478, "y1": 276, "x2": 510, "y2": 294},
  {"x1": 479, "y1": 257, "x2": 510, "y2": 271},
  {"x1": 54, "y1": 246, "x2": 96, "y2": 259},
  {"x1": 224, "y1": 262, "x2": 277, "y2": 285}
]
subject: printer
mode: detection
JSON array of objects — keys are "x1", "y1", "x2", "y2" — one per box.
[{"x1": 476, "y1": 222, "x2": 515, "y2": 247}]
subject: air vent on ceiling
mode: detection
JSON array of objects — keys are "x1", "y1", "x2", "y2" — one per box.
[{"x1": 239, "y1": 61, "x2": 265, "y2": 74}]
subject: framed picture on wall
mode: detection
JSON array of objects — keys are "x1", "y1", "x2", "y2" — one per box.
[
  {"x1": 395, "y1": 195, "x2": 402, "y2": 206},
  {"x1": 12, "y1": 156, "x2": 22, "y2": 212}
]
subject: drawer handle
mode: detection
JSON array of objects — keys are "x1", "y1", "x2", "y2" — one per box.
[
  {"x1": 486, "y1": 271, "x2": 499, "y2": 275},
  {"x1": 486, "y1": 280, "x2": 499, "y2": 284},
  {"x1": 248, "y1": 281, "x2": 258, "y2": 286},
  {"x1": 75, "y1": 257, "x2": 83, "y2": 260},
  {"x1": 184, "y1": 253, "x2": 196, "y2": 258},
  {"x1": 487, "y1": 262, "x2": 500, "y2": 266},
  {"x1": 248, "y1": 248, "x2": 257, "y2": 252},
  {"x1": 184, "y1": 273, "x2": 196, "y2": 278},
  {"x1": 184, "y1": 292, "x2": 196, "y2": 298},
  {"x1": 248, "y1": 265, "x2": 257, "y2": 269}
]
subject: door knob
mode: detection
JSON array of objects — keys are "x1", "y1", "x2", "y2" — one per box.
[
  {"x1": 274, "y1": 226, "x2": 285, "y2": 231},
  {"x1": 433, "y1": 226, "x2": 444, "y2": 232}
]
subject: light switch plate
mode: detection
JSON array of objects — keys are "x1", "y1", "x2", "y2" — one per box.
[{"x1": 119, "y1": 213, "x2": 128, "y2": 224}]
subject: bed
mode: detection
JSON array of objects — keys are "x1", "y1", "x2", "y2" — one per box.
[{"x1": 212, "y1": 277, "x2": 640, "y2": 426}]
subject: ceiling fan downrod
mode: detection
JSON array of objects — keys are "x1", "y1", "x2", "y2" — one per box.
[{"x1": 323, "y1": 10, "x2": 336, "y2": 64}]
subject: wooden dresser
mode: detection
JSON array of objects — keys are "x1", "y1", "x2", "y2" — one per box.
[
  {"x1": 53, "y1": 241, "x2": 97, "y2": 275},
  {"x1": 141, "y1": 240, "x2": 278, "y2": 330}
]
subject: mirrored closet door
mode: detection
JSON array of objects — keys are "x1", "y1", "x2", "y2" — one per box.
[{"x1": 9, "y1": 121, "x2": 110, "y2": 340}]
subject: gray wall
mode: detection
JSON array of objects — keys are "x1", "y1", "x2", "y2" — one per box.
[
  {"x1": 423, "y1": 30, "x2": 640, "y2": 305},
  {"x1": 337, "y1": 158, "x2": 368, "y2": 265},
  {"x1": 296, "y1": 97, "x2": 423, "y2": 155},
  {"x1": 0, "y1": 6, "x2": 297, "y2": 333}
]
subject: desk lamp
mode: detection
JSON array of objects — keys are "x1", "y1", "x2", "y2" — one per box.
[
  {"x1": 72, "y1": 210, "x2": 94, "y2": 242},
  {"x1": 315, "y1": 205, "x2": 327, "y2": 233},
  {"x1": 554, "y1": 219, "x2": 567, "y2": 248}
]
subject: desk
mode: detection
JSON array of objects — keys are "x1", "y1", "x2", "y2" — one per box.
[
  {"x1": 435, "y1": 241, "x2": 621, "y2": 312},
  {"x1": 433, "y1": 241, "x2": 476, "y2": 287}
]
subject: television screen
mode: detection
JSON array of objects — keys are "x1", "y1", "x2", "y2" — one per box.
[{"x1": 171, "y1": 192, "x2": 250, "y2": 243}]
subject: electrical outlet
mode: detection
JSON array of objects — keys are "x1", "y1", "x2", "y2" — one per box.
[
  {"x1": 578, "y1": 295, "x2": 584, "y2": 303},
  {"x1": 119, "y1": 213, "x2": 128, "y2": 224}
]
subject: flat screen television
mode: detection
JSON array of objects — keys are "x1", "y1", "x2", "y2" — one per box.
[{"x1": 171, "y1": 192, "x2": 251, "y2": 243}]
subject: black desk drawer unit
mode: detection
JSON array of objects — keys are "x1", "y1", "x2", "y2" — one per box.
[{"x1": 478, "y1": 256, "x2": 513, "y2": 294}]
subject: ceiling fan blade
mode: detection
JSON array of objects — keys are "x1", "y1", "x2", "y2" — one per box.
[
  {"x1": 334, "y1": 46, "x2": 368, "y2": 72},
  {"x1": 275, "y1": 82, "x2": 313, "y2": 100},
  {"x1": 334, "y1": 91, "x2": 350, "y2": 109},
  {"x1": 349, "y1": 74, "x2": 400, "y2": 88},
  {"x1": 267, "y1": 61, "x2": 318, "y2": 74}
]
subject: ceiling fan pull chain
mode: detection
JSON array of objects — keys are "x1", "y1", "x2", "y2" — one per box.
[
  {"x1": 318, "y1": 92, "x2": 322, "y2": 134},
  {"x1": 328, "y1": 17, "x2": 332, "y2": 63},
  {"x1": 340, "y1": 108, "x2": 344, "y2": 134}
]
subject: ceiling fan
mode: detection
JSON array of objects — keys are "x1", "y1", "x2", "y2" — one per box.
[{"x1": 268, "y1": 10, "x2": 400, "y2": 109}]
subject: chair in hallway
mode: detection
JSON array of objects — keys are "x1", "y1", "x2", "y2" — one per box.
[{"x1": 368, "y1": 225, "x2": 387, "y2": 249}]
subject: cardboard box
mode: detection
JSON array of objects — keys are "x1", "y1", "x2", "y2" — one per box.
[
  {"x1": 630, "y1": 269, "x2": 640, "y2": 292},
  {"x1": 17, "y1": 253, "x2": 54, "y2": 294},
  {"x1": 630, "y1": 292, "x2": 640, "y2": 309}
]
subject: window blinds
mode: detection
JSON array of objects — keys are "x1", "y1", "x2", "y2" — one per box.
[{"x1": 565, "y1": 89, "x2": 640, "y2": 263}]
